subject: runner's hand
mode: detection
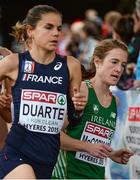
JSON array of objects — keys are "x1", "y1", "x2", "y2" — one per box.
[
  {"x1": 109, "y1": 148, "x2": 134, "y2": 164},
  {"x1": 72, "y1": 87, "x2": 87, "y2": 111},
  {"x1": 85, "y1": 142, "x2": 112, "y2": 158},
  {"x1": 0, "y1": 93, "x2": 12, "y2": 109}
]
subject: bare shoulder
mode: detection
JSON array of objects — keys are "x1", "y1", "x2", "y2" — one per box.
[
  {"x1": 0, "y1": 47, "x2": 12, "y2": 56},
  {"x1": 0, "y1": 53, "x2": 19, "y2": 80},
  {"x1": 2, "y1": 53, "x2": 19, "y2": 66},
  {"x1": 80, "y1": 81, "x2": 87, "y2": 90},
  {"x1": 67, "y1": 55, "x2": 81, "y2": 67},
  {"x1": 67, "y1": 56, "x2": 81, "y2": 82},
  {"x1": 5, "y1": 53, "x2": 18, "y2": 60}
]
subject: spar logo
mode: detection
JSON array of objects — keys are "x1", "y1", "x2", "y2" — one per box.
[
  {"x1": 85, "y1": 122, "x2": 114, "y2": 140},
  {"x1": 128, "y1": 107, "x2": 140, "y2": 121},
  {"x1": 22, "y1": 90, "x2": 57, "y2": 104},
  {"x1": 57, "y1": 95, "x2": 66, "y2": 105}
]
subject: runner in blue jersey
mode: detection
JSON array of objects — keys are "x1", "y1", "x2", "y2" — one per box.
[{"x1": 0, "y1": 5, "x2": 83, "y2": 179}]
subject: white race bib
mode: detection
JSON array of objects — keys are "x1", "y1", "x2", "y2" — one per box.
[
  {"x1": 19, "y1": 89, "x2": 67, "y2": 134},
  {"x1": 75, "y1": 122, "x2": 114, "y2": 167}
]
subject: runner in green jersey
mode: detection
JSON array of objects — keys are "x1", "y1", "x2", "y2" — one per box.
[
  {"x1": 52, "y1": 39, "x2": 134, "y2": 179},
  {"x1": 66, "y1": 80, "x2": 117, "y2": 179}
]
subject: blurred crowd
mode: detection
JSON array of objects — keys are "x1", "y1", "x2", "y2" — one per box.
[
  {"x1": 54, "y1": 6, "x2": 140, "y2": 91},
  {"x1": 1, "y1": 2, "x2": 140, "y2": 91},
  {"x1": 9, "y1": 1, "x2": 135, "y2": 91}
]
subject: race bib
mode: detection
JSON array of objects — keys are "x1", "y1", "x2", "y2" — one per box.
[
  {"x1": 19, "y1": 89, "x2": 67, "y2": 134},
  {"x1": 75, "y1": 122, "x2": 114, "y2": 167},
  {"x1": 124, "y1": 107, "x2": 140, "y2": 155}
]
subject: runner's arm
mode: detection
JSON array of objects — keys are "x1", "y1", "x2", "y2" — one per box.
[{"x1": 60, "y1": 131, "x2": 112, "y2": 158}]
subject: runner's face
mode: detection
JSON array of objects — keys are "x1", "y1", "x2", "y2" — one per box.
[
  {"x1": 31, "y1": 13, "x2": 62, "y2": 51},
  {"x1": 97, "y1": 48, "x2": 128, "y2": 86}
]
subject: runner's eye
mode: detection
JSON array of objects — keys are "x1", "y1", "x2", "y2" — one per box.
[
  {"x1": 121, "y1": 63, "x2": 126, "y2": 68},
  {"x1": 44, "y1": 25, "x2": 53, "y2": 30},
  {"x1": 57, "y1": 26, "x2": 62, "y2": 32}
]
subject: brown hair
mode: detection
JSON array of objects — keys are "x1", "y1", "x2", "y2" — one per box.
[
  {"x1": 89, "y1": 39, "x2": 128, "y2": 75},
  {"x1": 11, "y1": 5, "x2": 62, "y2": 44},
  {"x1": 104, "y1": 11, "x2": 122, "y2": 27}
]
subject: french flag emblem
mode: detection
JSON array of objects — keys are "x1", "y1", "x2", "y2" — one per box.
[{"x1": 23, "y1": 60, "x2": 35, "y2": 73}]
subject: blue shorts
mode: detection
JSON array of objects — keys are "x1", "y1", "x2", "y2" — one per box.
[{"x1": 0, "y1": 145, "x2": 54, "y2": 179}]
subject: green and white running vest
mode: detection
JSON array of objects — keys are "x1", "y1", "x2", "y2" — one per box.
[{"x1": 66, "y1": 80, "x2": 117, "y2": 179}]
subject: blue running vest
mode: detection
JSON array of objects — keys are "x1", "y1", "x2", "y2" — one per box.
[{"x1": 6, "y1": 51, "x2": 69, "y2": 165}]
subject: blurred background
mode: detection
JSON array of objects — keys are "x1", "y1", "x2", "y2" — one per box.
[
  {"x1": 1, "y1": 1, "x2": 140, "y2": 179},
  {"x1": 0, "y1": 0, "x2": 136, "y2": 48}
]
